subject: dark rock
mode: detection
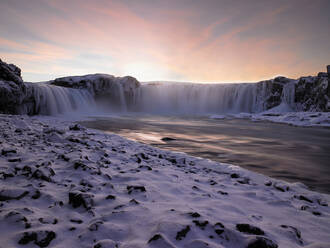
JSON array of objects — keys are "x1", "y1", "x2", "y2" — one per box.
[
  {"x1": 214, "y1": 222, "x2": 225, "y2": 236},
  {"x1": 237, "y1": 178, "x2": 250, "y2": 184},
  {"x1": 68, "y1": 191, "x2": 94, "y2": 210},
  {"x1": 31, "y1": 168, "x2": 55, "y2": 182},
  {"x1": 193, "y1": 220, "x2": 209, "y2": 230},
  {"x1": 167, "y1": 158, "x2": 177, "y2": 164},
  {"x1": 298, "y1": 195, "x2": 313, "y2": 203},
  {"x1": 138, "y1": 165, "x2": 152, "y2": 171},
  {"x1": 127, "y1": 185, "x2": 146, "y2": 194},
  {"x1": 274, "y1": 184, "x2": 289, "y2": 192},
  {"x1": 18, "y1": 231, "x2": 56, "y2": 247},
  {"x1": 139, "y1": 153, "x2": 148, "y2": 160},
  {"x1": 58, "y1": 154, "x2": 70, "y2": 161},
  {"x1": 236, "y1": 224, "x2": 265, "y2": 235},
  {"x1": 31, "y1": 190, "x2": 41, "y2": 199},
  {"x1": 106, "y1": 194, "x2": 116, "y2": 200},
  {"x1": 0, "y1": 190, "x2": 29, "y2": 201},
  {"x1": 230, "y1": 173, "x2": 240, "y2": 178},
  {"x1": 215, "y1": 229, "x2": 224, "y2": 235},
  {"x1": 188, "y1": 212, "x2": 201, "y2": 218},
  {"x1": 114, "y1": 204, "x2": 125, "y2": 210},
  {"x1": 317, "y1": 199, "x2": 328, "y2": 206},
  {"x1": 88, "y1": 221, "x2": 103, "y2": 231},
  {"x1": 8, "y1": 157, "x2": 21, "y2": 162},
  {"x1": 300, "y1": 205, "x2": 309, "y2": 211},
  {"x1": 1, "y1": 148, "x2": 17, "y2": 156},
  {"x1": 209, "y1": 180, "x2": 217, "y2": 185},
  {"x1": 73, "y1": 161, "x2": 87, "y2": 170},
  {"x1": 70, "y1": 219, "x2": 83, "y2": 224},
  {"x1": 148, "y1": 234, "x2": 163, "y2": 243},
  {"x1": 318, "y1": 72, "x2": 328, "y2": 77},
  {"x1": 129, "y1": 199, "x2": 139, "y2": 205},
  {"x1": 93, "y1": 240, "x2": 117, "y2": 248},
  {"x1": 192, "y1": 186, "x2": 200, "y2": 190},
  {"x1": 69, "y1": 124, "x2": 84, "y2": 131},
  {"x1": 265, "y1": 181, "x2": 272, "y2": 186},
  {"x1": 0, "y1": 59, "x2": 22, "y2": 83},
  {"x1": 247, "y1": 237, "x2": 278, "y2": 248},
  {"x1": 176, "y1": 225, "x2": 190, "y2": 240}
]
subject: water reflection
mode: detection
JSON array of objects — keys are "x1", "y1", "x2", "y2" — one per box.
[{"x1": 81, "y1": 115, "x2": 330, "y2": 194}]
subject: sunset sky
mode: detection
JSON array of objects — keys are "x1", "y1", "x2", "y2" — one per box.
[{"x1": 0, "y1": 0, "x2": 329, "y2": 83}]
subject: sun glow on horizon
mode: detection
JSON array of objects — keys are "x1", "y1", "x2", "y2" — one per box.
[{"x1": 0, "y1": 0, "x2": 329, "y2": 83}]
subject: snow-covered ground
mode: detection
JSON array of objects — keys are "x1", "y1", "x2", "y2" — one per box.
[
  {"x1": 0, "y1": 114, "x2": 329, "y2": 248},
  {"x1": 211, "y1": 111, "x2": 330, "y2": 127}
]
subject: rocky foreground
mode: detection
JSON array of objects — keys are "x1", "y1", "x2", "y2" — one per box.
[{"x1": 0, "y1": 114, "x2": 329, "y2": 248}]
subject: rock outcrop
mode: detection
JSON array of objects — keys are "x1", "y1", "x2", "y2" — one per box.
[
  {"x1": 256, "y1": 72, "x2": 329, "y2": 112},
  {"x1": 51, "y1": 74, "x2": 140, "y2": 110},
  {"x1": 0, "y1": 59, "x2": 28, "y2": 114},
  {"x1": 295, "y1": 75, "x2": 329, "y2": 111},
  {"x1": 0, "y1": 59, "x2": 23, "y2": 84}
]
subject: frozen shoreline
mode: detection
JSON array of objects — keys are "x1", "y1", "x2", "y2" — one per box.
[
  {"x1": 0, "y1": 114, "x2": 330, "y2": 248},
  {"x1": 210, "y1": 111, "x2": 330, "y2": 127}
]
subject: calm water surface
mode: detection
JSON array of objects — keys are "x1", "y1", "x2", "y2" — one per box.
[{"x1": 81, "y1": 115, "x2": 330, "y2": 194}]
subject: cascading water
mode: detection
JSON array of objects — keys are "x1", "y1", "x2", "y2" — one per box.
[
  {"x1": 28, "y1": 79, "x2": 298, "y2": 116},
  {"x1": 131, "y1": 82, "x2": 270, "y2": 114},
  {"x1": 30, "y1": 83, "x2": 96, "y2": 115}
]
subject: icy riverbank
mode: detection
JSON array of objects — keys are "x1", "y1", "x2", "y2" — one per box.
[
  {"x1": 0, "y1": 114, "x2": 329, "y2": 248},
  {"x1": 210, "y1": 111, "x2": 330, "y2": 127}
]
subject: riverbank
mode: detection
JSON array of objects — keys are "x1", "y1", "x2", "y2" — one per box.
[{"x1": 0, "y1": 114, "x2": 330, "y2": 248}]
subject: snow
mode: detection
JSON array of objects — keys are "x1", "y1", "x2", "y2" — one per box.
[
  {"x1": 0, "y1": 114, "x2": 329, "y2": 248},
  {"x1": 211, "y1": 111, "x2": 330, "y2": 127}
]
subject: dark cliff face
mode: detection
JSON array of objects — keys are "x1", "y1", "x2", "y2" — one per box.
[
  {"x1": 0, "y1": 59, "x2": 23, "y2": 84},
  {"x1": 295, "y1": 76, "x2": 329, "y2": 111},
  {"x1": 0, "y1": 59, "x2": 27, "y2": 114}
]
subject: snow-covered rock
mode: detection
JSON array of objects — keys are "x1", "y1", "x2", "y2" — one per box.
[
  {"x1": 0, "y1": 58, "x2": 23, "y2": 84},
  {"x1": 51, "y1": 74, "x2": 140, "y2": 110}
]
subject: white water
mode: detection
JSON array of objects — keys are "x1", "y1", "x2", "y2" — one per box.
[
  {"x1": 130, "y1": 81, "x2": 297, "y2": 114},
  {"x1": 134, "y1": 83, "x2": 263, "y2": 114},
  {"x1": 30, "y1": 80, "x2": 297, "y2": 115},
  {"x1": 30, "y1": 84, "x2": 95, "y2": 115}
]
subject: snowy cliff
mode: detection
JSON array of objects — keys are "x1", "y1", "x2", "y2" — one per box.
[{"x1": 0, "y1": 60, "x2": 140, "y2": 115}]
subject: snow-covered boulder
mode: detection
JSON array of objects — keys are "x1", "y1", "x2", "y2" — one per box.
[{"x1": 51, "y1": 74, "x2": 140, "y2": 97}]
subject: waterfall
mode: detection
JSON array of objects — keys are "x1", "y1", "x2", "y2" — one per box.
[
  {"x1": 24, "y1": 79, "x2": 298, "y2": 116},
  {"x1": 282, "y1": 82, "x2": 296, "y2": 110},
  {"x1": 30, "y1": 83, "x2": 96, "y2": 115},
  {"x1": 133, "y1": 82, "x2": 266, "y2": 114}
]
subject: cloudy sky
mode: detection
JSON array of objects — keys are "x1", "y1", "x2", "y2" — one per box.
[{"x1": 0, "y1": 0, "x2": 329, "y2": 83}]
